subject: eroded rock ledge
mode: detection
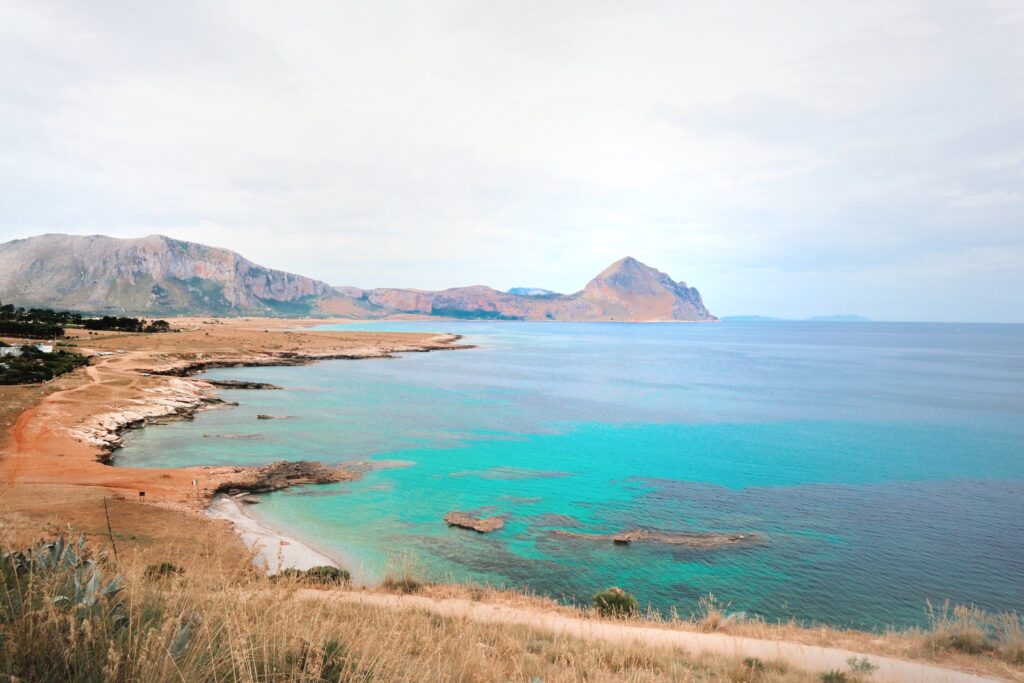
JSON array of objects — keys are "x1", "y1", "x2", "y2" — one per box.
[
  {"x1": 215, "y1": 460, "x2": 357, "y2": 497},
  {"x1": 444, "y1": 511, "x2": 506, "y2": 533},
  {"x1": 552, "y1": 529, "x2": 761, "y2": 548},
  {"x1": 65, "y1": 377, "x2": 232, "y2": 460},
  {"x1": 205, "y1": 379, "x2": 282, "y2": 390}
]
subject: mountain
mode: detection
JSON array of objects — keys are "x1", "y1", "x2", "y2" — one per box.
[
  {"x1": 0, "y1": 234, "x2": 337, "y2": 315},
  {"x1": 0, "y1": 235, "x2": 715, "y2": 321},
  {"x1": 577, "y1": 256, "x2": 712, "y2": 321},
  {"x1": 345, "y1": 256, "x2": 716, "y2": 322}
]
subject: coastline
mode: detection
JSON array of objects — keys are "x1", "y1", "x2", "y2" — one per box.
[
  {"x1": 208, "y1": 494, "x2": 342, "y2": 574},
  {"x1": 0, "y1": 317, "x2": 468, "y2": 561},
  {"x1": 3, "y1": 319, "x2": 1022, "y2": 681}
]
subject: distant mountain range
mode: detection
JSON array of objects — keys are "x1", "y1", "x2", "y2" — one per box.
[{"x1": 0, "y1": 234, "x2": 716, "y2": 322}]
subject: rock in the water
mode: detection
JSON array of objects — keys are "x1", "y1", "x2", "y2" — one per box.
[
  {"x1": 216, "y1": 460, "x2": 357, "y2": 496},
  {"x1": 553, "y1": 528, "x2": 760, "y2": 548},
  {"x1": 206, "y1": 380, "x2": 282, "y2": 390},
  {"x1": 444, "y1": 511, "x2": 505, "y2": 533}
]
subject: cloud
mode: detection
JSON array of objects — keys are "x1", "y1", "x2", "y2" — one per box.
[{"x1": 0, "y1": 0, "x2": 1022, "y2": 320}]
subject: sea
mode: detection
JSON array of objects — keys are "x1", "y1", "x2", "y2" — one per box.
[{"x1": 116, "y1": 321, "x2": 1024, "y2": 629}]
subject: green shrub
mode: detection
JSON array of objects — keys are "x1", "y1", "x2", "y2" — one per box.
[
  {"x1": 1, "y1": 535, "x2": 128, "y2": 678},
  {"x1": 743, "y1": 657, "x2": 764, "y2": 671},
  {"x1": 279, "y1": 565, "x2": 350, "y2": 585},
  {"x1": 819, "y1": 671, "x2": 847, "y2": 683},
  {"x1": 846, "y1": 656, "x2": 877, "y2": 678},
  {"x1": 381, "y1": 575, "x2": 423, "y2": 594},
  {"x1": 144, "y1": 562, "x2": 185, "y2": 581},
  {"x1": 593, "y1": 587, "x2": 638, "y2": 617}
]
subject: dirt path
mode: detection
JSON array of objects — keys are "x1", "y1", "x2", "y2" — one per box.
[{"x1": 300, "y1": 591, "x2": 1005, "y2": 683}]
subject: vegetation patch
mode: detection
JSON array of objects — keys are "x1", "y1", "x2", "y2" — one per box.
[
  {"x1": 143, "y1": 562, "x2": 185, "y2": 581},
  {"x1": 0, "y1": 344, "x2": 88, "y2": 385},
  {"x1": 429, "y1": 307, "x2": 522, "y2": 320},
  {"x1": 593, "y1": 587, "x2": 639, "y2": 617},
  {"x1": 278, "y1": 565, "x2": 350, "y2": 586},
  {"x1": 83, "y1": 316, "x2": 171, "y2": 333},
  {"x1": 0, "y1": 301, "x2": 78, "y2": 338},
  {"x1": 925, "y1": 601, "x2": 1024, "y2": 663}
]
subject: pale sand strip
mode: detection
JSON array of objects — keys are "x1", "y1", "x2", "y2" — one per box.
[
  {"x1": 208, "y1": 495, "x2": 339, "y2": 574},
  {"x1": 298, "y1": 590, "x2": 1004, "y2": 683}
]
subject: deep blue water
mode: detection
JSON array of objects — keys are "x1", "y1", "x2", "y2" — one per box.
[{"x1": 117, "y1": 321, "x2": 1024, "y2": 628}]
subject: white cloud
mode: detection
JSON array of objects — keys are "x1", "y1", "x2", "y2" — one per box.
[{"x1": 1, "y1": 0, "x2": 1022, "y2": 320}]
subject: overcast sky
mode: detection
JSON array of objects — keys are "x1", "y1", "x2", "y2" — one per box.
[{"x1": 1, "y1": 1, "x2": 1022, "y2": 321}]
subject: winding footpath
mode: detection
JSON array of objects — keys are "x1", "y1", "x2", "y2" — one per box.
[{"x1": 299, "y1": 590, "x2": 1007, "y2": 683}]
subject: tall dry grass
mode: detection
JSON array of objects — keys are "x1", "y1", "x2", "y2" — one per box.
[
  {"x1": 1, "y1": 534, "x2": 815, "y2": 682},
  {"x1": 925, "y1": 600, "x2": 1024, "y2": 664}
]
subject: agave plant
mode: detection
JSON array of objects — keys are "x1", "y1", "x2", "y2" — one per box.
[{"x1": 1, "y1": 534, "x2": 126, "y2": 627}]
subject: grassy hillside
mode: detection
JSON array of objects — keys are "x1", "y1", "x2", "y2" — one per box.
[{"x1": 2, "y1": 532, "x2": 1021, "y2": 682}]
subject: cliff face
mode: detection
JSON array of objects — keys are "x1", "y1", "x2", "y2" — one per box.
[{"x1": 0, "y1": 234, "x2": 334, "y2": 314}]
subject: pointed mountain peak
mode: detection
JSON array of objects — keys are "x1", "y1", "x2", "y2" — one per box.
[
  {"x1": 591, "y1": 256, "x2": 674, "y2": 287},
  {"x1": 580, "y1": 256, "x2": 715, "y2": 322},
  {"x1": 599, "y1": 255, "x2": 640, "y2": 272}
]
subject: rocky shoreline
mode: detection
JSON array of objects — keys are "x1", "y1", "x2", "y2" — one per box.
[
  {"x1": 205, "y1": 379, "x2": 282, "y2": 390},
  {"x1": 68, "y1": 336, "x2": 467, "y2": 463},
  {"x1": 148, "y1": 334, "x2": 469, "y2": 378},
  {"x1": 215, "y1": 460, "x2": 358, "y2": 497},
  {"x1": 65, "y1": 376, "x2": 232, "y2": 461}
]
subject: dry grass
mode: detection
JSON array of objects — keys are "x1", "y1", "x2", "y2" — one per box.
[
  {"x1": 373, "y1": 576, "x2": 1024, "y2": 681},
  {"x1": 1, "y1": 533, "x2": 818, "y2": 683},
  {"x1": 925, "y1": 601, "x2": 1024, "y2": 664}
]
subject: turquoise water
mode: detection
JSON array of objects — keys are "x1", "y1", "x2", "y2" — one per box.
[{"x1": 117, "y1": 321, "x2": 1024, "y2": 629}]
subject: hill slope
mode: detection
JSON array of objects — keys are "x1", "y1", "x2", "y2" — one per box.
[{"x1": 0, "y1": 234, "x2": 336, "y2": 315}]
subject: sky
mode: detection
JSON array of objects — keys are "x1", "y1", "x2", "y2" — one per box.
[{"x1": 1, "y1": 1, "x2": 1023, "y2": 321}]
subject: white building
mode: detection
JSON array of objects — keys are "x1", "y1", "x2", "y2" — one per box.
[
  {"x1": 36, "y1": 344, "x2": 53, "y2": 353},
  {"x1": 0, "y1": 347, "x2": 23, "y2": 357}
]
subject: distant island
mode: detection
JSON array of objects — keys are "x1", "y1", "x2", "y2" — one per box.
[
  {"x1": 806, "y1": 315, "x2": 873, "y2": 322},
  {"x1": 0, "y1": 234, "x2": 716, "y2": 322},
  {"x1": 723, "y1": 315, "x2": 872, "y2": 323}
]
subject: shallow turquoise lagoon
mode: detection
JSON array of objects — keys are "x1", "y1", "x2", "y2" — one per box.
[{"x1": 118, "y1": 321, "x2": 1024, "y2": 628}]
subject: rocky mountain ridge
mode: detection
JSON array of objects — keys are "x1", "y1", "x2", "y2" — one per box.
[
  {"x1": 0, "y1": 234, "x2": 334, "y2": 315},
  {"x1": 346, "y1": 256, "x2": 715, "y2": 321},
  {"x1": 0, "y1": 234, "x2": 715, "y2": 321}
]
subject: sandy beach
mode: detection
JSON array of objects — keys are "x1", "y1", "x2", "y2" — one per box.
[{"x1": 208, "y1": 494, "x2": 342, "y2": 573}]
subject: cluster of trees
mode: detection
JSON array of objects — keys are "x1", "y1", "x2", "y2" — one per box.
[
  {"x1": 0, "y1": 344, "x2": 89, "y2": 385},
  {"x1": 0, "y1": 302, "x2": 80, "y2": 339},
  {"x1": 82, "y1": 316, "x2": 171, "y2": 333},
  {"x1": 0, "y1": 301, "x2": 172, "y2": 337}
]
